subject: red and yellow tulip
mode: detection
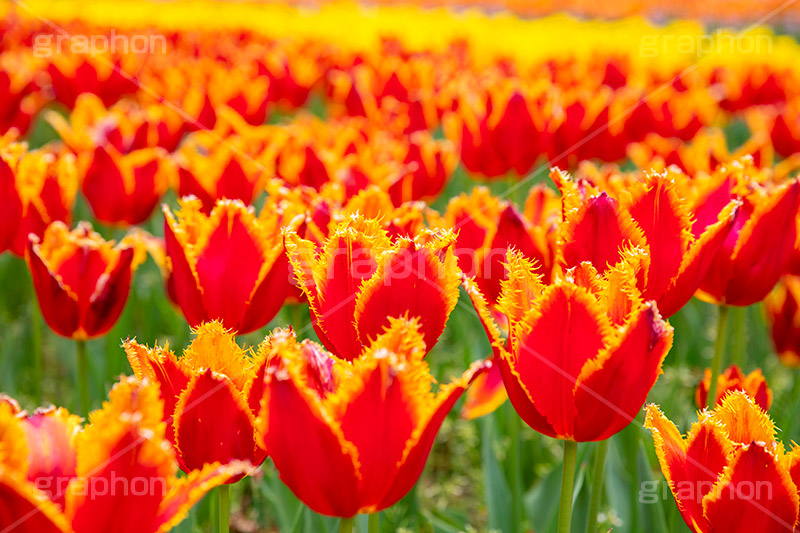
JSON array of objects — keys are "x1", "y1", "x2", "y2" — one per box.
[
  {"x1": 555, "y1": 168, "x2": 740, "y2": 317},
  {"x1": 124, "y1": 321, "x2": 268, "y2": 478},
  {"x1": 257, "y1": 317, "x2": 487, "y2": 517},
  {"x1": 0, "y1": 145, "x2": 78, "y2": 256},
  {"x1": 467, "y1": 249, "x2": 673, "y2": 441},
  {"x1": 646, "y1": 391, "x2": 800, "y2": 532},
  {"x1": 0, "y1": 376, "x2": 249, "y2": 533},
  {"x1": 163, "y1": 197, "x2": 290, "y2": 334},
  {"x1": 286, "y1": 214, "x2": 460, "y2": 360},
  {"x1": 695, "y1": 364, "x2": 772, "y2": 411},
  {"x1": 694, "y1": 162, "x2": 800, "y2": 306},
  {"x1": 80, "y1": 145, "x2": 170, "y2": 226},
  {"x1": 27, "y1": 221, "x2": 143, "y2": 340}
]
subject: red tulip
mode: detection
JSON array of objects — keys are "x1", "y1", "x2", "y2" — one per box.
[
  {"x1": 257, "y1": 317, "x2": 487, "y2": 517},
  {"x1": 467, "y1": 249, "x2": 673, "y2": 441},
  {"x1": 163, "y1": 197, "x2": 290, "y2": 334},
  {"x1": 27, "y1": 221, "x2": 142, "y2": 340},
  {"x1": 286, "y1": 214, "x2": 460, "y2": 360},
  {"x1": 124, "y1": 321, "x2": 268, "y2": 479}
]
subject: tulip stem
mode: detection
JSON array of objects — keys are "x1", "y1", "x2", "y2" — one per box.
[
  {"x1": 368, "y1": 513, "x2": 379, "y2": 533},
  {"x1": 508, "y1": 412, "x2": 523, "y2": 530},
  {"x1": 76, "y1": 340, "x2": 89, "y2": 417},
  {"x1": 339, "y1": 517, "x2": 354, "y2": 533},
  {"x1": 707, "y1": 305, "x2": 730, "y2": 409},
  {"x1": 30, "y1": 299, "x2": 43, "y2": 404},
  {"x1": 558, "y1": 439, "x2": 578, "y2": 533},
  {"x1": 218, "y1": 484, "x2": 230, "y2": 533},
  {"x1": 586, "y1": 439, "x2": 608, "y2": 533}
]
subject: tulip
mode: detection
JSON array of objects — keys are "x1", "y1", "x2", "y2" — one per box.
[
  {"x1": 0, "y1": 377, "x2": 250, "y2": 533},
  {"x1": 46, "y1": 93, "x2": 185, "y2": 154},
  {"x1": 81, "y1": 145, "x2": 169, "y2": 226},
  {"x1": 694, "y1": 164, "x2": 800, "y2": 307},
  {"x1": 646, "y1": 391, "x2": 800, "y2": 532},
  {"x1": 286, "y1": 214, "x2": 460, "y2": 360},
  {"x1": 163, "y1": 197, "x2": 290, "y2": 334},
  {"x1": 466, "y1": 249, "x2": 672, "y2": 533},
  {"x1": 0, "y1": 67, "x2": 43, "y2": 136},
  {"x1": 124, "y1": 321, "x2": 268, "y2": 477},
  {"x1": 175, "y1": 140, "x2": 266, "y2": 214},
  {"x1": 695, "y1": 364, "x2": 772, "y2": 411},
  {"x1": 0, "y1": 146, "x2": 78, "y2": 256},
  {"x1": 46, "y1": 53, "x2": 139, "y2": 109},
  {"x1": 27, "y1": 221, "x2": 142, "y2": 341},
  {"x1": 27, "y1": 220, "x2": 143, "y2": 415},
  {"x1": 256, "y1": 318, "x2": 487, "y2": 523},
  {"x1": 764, "y1": 275, "x2": 800, "y2": 367},
  {"x1": 555, "y1": 168, "x2": 739, "y2": 318}
]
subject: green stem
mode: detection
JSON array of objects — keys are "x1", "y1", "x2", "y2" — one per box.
[
  {"x1": 509, "y1": 413, "x2": 523, "y2": 531},
  {"x1": 30, "y1": 300, "x2": 42, "y2": 404},
  {"x1": 339, "y1": 517, "x2": 354, "y2": 533},
  {"x1": 558, "y1": 440, "x2": 578, "y2": 533},
  {"x1": 707, "y1": 305, "x2": 730, "y2": 409},
  {"x1": 76, "y1": 340, "x2": 89, "y2": 417},
  {"x1": 368, "y1": 513, "x2": 380, "y2": 533},
  {"x1": 218, "y1": 484, "x2": 230, "y2": 533},
  {"x1": 730, "y1": 306, "x2": 747, "y2": 368},
  {"x1": 586, "y1": 439, "x2": 608, "y2": 533}
]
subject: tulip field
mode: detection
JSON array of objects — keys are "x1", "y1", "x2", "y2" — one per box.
[{"x1": 4, "y1": 0, "x2": 800, "y2": 532}]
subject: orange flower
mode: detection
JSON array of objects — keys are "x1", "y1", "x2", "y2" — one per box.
[
  {"x1": 27, "y1": 221, "x2": 143, "y2": 340},
  {"x1": 646, "y1": 392, "x2": 800, "y2": 533},
  {"x1": 555, "y1": 168, "x2": 739, "y2": 317},
  {"x1": 0, "y1": 145, "x2": 78, "y2": 256},
  {"x1": 694, "y1": 163, "x2": 800, "y2": 306},
  {"x1": 80, "y1": 145, "x2": 169, "y2": 226},
  {"x1": 286, "y1": 214, "x2": 460, "y2": 360},
  {"x1": 0, "y1": 377, "x2": 249, "y2": 533},
  {"x1": 124, "y1": 321, "x2": 268, "y2": 479},
  {"x1": 764, "y1": 275, "x2": 800, "y2": 367},
  {"x1": 257, "y1": 317, "x2": 487, "y2": 517},
  {"x1": 695, "y1": 364, "x2": 772, "y2": 411},
  {"x1": 163, "y1": 197, "x2": 290, "y2": 334},
  {"x1": 466, "y1": 249, "x2": 673, "y2": 441}
]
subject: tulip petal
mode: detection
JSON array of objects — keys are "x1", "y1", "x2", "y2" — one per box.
[
  {"x1": 726, "y1": 179, "x2": 800, "y2": 306},
  {"x1": 645, "y1": 405, "x2": 731, "y2": 532},
  {"x1": 561, "y1": 192, "x2": 645, "y2": 274},
  {"x1": 82, "y1": 246, "x2": 135, "y2": 338},
  {"x1": 173, "y1": 369, "x2": 264, "y2": 475},
  {"x1": 625, "y1": 177, "x2": 693, "y2": 302},
  {"x1": 82, "y1": 145, "x2": 127, "y2": 224},
  {"x1": 163, "y1": 207, "x2": 207, "y2": 327},
  {"x1": 703, "y1": 443, "x2": 799, "y2": 532},
  {"x1": 21, "y1": 408, "x2": 80, "y2": 508},
  {"x1": 378, "y1": 359, "x2": 487, "y2": 511},
  {"x1": 709, "y1": 391, "x2": 776, "y2": 446},
  {"x1": 27, "y1": 241, "x2": 81, "y2": 338},
  {"x1": 238, "y1": 251, "x2": 290, "y2": 334},
  {"x1": 0, "y1": 470, "x2": 70, "y2": 533},
  {"x1": 153, "y1": 461, "x2": 254, "y2": 533},
  {"x1": 338, "y1": 359, "x2": 416, "y2": 512},
  {"x1": 355, "y1": 238, "x2": 459, "y2": 353},
  {"x1": 509, "y1": 284, "x2": 611, "y2": 439},
  {"x1": 461, "y1": 361, "x2": 508, "y2": 420},
  {"x1": 0, "y1": 158, "x2": 22, "y2": 254},
  {"x1": 194, "y1": 206, "x2": 265, "y2": 332},
  {"x1": 123, "y1": 341, "x2": 191, "y2": 445},
  {"x1": 573, "y1": 302, "x2": 673, "y2": 441},
  {"x1": 655, "y1": 200, "x2": 738, "y2": 317},
  {"x1": 261, "y1": 371, "x2": 361, "y2": 517}
]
